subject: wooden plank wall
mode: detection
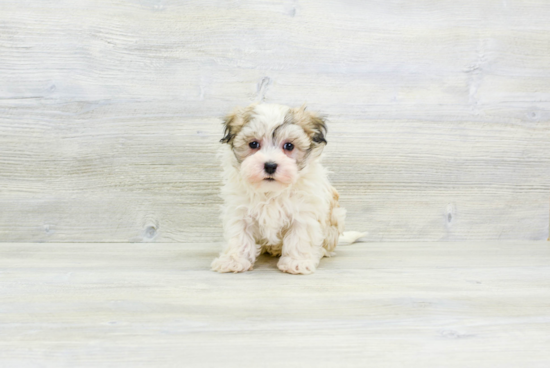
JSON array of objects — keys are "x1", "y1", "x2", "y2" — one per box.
[{"x1": 0, "y1": 0, "x2": 549, "y2": 242}]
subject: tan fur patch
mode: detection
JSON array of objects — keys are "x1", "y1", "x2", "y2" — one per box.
[
  {"x1": 332, "y1": 186, "x2": 340, "y2": 202},
  {"x1": 329, "y1": 186, "x2": 341, "y2": 227},
  {"x1": 323, "y1": 186, "x2": 345, "y2": 252},
  {"x1": 288, "y1": 105, "x2": 327, "y2": 145},
  {"x1": 220, "y1": 104, "x2": 257, "y2": 145}
]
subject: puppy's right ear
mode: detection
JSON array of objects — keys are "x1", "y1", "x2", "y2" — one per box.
[
  {"x1": 220, "y1": 110, "x2": 239, "y2": 144},
  {"x1": 220, "y1": 104, "x2": 256, "y2": 144}
]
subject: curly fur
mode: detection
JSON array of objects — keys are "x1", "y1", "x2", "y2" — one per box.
[{"x1": 211, "y1": 103, "x2": 349, "y2": 275}]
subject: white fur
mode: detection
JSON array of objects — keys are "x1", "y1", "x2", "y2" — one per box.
[
  {"x1": 338, "y1": 231, "x2": 368, "y2": 245},
  {"x1": 211, "y1": 104, "x2": 356, "y2": 275}
]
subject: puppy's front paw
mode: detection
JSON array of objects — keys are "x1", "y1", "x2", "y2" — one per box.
[
  {"x1": 277, "y1": 256, "x2": 318, "y2": 275},
  {"x1": 211, "y1": 254, "x2": 253, "y2": 273}
]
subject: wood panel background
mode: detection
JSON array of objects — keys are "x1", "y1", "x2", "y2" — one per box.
[{"x1": 0, "y1": 0, "x2": 549, "y2": 242}]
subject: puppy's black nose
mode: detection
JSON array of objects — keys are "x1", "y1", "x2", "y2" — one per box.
[{"x1": 264, "y1": 162, "x2": 278, "y2": 174}]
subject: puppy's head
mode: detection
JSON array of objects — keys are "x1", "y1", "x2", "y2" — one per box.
[{"x1": 221, "y1": 103, "x2": 327, "y2": 192}]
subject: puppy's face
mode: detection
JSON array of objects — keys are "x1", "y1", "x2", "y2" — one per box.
[{"x1": 221, "y1": 104, "x2": 327, "y2": 192}]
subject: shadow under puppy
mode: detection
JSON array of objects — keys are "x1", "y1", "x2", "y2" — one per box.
[{"x1": 211, "y1": 103, "x2": 364, "y2": 275}]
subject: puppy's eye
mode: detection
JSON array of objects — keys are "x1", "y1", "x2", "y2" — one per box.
[
  {"x1": 249, "y1": 141, "x2": 260, "y2": 149},
  {"x1": 283, "y1": 142, "x2": 294, "y2": 151}
]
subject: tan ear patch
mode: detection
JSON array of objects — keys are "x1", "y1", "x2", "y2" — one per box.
[
  {"x1": 220, "y1": 104, "x2": 257, "y2": 145},
  {"x1": 289, "y1": 106, "x2": 327, "y2": 145}
]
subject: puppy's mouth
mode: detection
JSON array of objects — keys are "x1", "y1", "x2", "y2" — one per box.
[{"x1": 263, "y1": 177, "x2": 275, "y2": 181}]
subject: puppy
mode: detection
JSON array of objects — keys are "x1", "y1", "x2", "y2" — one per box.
[{"x1": 211, "y1": 103, "x2": 358, "y2": 275}]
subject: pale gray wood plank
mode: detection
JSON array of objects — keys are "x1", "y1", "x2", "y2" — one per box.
[
  {"x1": 1, "y1": 0, "x2": 549, "y2": 242},
  {"x1": 0, "y1": 100, "x2": 548, "y2": 242},
  {"x1": 1, "y1": 241, "x2": 549, "y2": 367}
]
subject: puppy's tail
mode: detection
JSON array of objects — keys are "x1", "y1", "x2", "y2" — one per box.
[{"x1": 338, "y1": 231, "x2": 368, "y2": 246}]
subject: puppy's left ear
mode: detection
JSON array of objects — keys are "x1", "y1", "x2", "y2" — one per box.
[
  {"x1": 308, "y1": 114, "x2": 328, "y2": 145},
  {"x1": 292, "y1": 105, "x2": 328, "y2": 146}
]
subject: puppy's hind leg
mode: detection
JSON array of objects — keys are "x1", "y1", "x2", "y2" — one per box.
[{"x1": 211, "y1": 218, "x2": 260, "y2": 273}]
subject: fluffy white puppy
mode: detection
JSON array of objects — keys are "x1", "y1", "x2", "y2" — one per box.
[{"x1": 211, "y1": 103, "x2": 361, "y2": 275}]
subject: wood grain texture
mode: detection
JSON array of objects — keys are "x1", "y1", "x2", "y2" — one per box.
[
  {"x1": 0, "y1": 0, "x2": 549, "y2": 242},
  {"x1": 1, "y1": 241, "x2": 550, "y2": 367}
]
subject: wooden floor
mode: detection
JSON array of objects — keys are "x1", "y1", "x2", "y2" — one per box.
[{"x1": 1, "y1": 241, "x2": 549, "y2": 367}]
